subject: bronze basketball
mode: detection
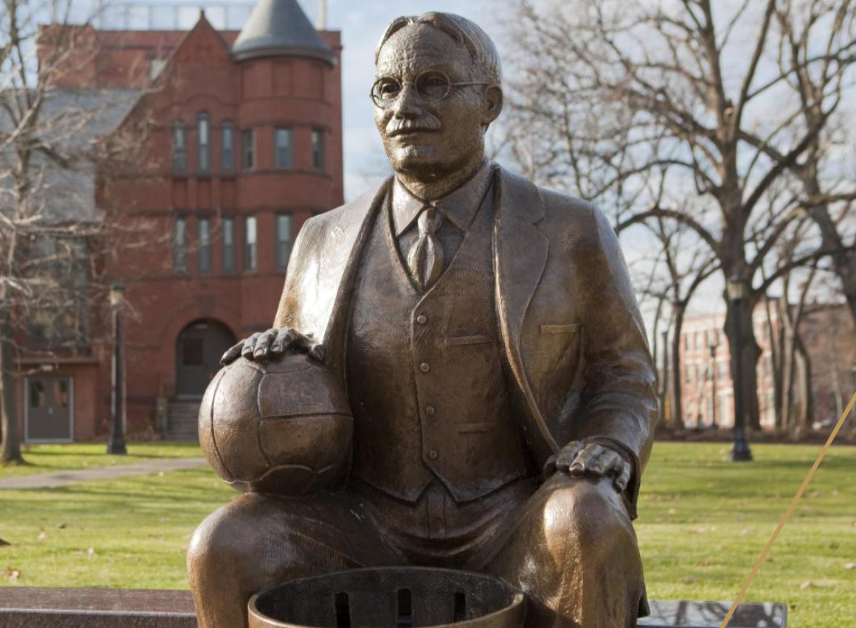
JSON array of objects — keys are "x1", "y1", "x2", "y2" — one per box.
[{"x1": 198, "y1": 353, "x2": 352, "y2": 496}]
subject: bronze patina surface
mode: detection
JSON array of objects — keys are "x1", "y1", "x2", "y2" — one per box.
[{"x1": 190, "y1": 12, "x2": 659, "y2": 628}]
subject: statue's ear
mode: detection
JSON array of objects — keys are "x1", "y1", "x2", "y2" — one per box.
[{"x1": 482, "y1": 85, "x2": 503, "y2": 127}]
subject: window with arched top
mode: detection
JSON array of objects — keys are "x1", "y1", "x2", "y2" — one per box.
[
  {"x1": 172, "y1": 121, "x2": 187, "y2": 172},
  {"x1": 222, "y1": 121, "x2": 234, "y2": 173},
  {"x1": 197, "y1": 113, "x2": 210, "y2": 174}
]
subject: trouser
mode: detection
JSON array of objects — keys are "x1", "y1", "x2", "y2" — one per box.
[{"x1": 187, "y1": 473, "x2": 646, "y2": 628}]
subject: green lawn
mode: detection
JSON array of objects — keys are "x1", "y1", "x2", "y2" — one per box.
[
  {"x1": 0, "y1": 442, "x2": 203, "y2": 477},
  {"x1": 1, "y1": 442, "x2": 854, "y2": 627}
]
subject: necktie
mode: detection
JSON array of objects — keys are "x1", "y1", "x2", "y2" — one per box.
[{"x1": 407, "y1": 205, "x2": 445, "y2": 291}]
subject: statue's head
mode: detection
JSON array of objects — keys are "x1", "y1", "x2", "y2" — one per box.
[{"x1": 373, "y1": 13, "x2": 503, "y2": 184}]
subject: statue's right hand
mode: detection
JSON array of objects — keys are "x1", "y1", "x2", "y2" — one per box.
[{"x1": 220, "y1": 327, "x2": 325, "y2": 365}]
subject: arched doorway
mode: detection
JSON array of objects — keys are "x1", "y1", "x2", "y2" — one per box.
[{"x1": 175, "y1": 319, "x2": 236, "y2": 398}]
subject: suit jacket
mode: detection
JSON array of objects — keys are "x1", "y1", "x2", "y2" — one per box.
[{"x1": 273, "y1": 165, "x2": 658, "y2": 518}]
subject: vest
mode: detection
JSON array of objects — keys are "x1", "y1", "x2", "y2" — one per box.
[{"x1": 345, "y1": 184, "x2": 533, "y2": 503}]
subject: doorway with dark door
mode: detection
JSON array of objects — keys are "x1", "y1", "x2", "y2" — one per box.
[
  {"x1": 25, "y1": 375, "x2": 74, "y2": 443},
  {"x1": 175, "y1": 319, "x2": 236, "y2": 398}
]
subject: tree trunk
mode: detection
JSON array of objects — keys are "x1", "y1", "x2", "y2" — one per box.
[
  {"x1": 725, "y1": 296, "x2": 762, "y2": 431},
  {"x1": 793, "y1": 333, "x2": 813, "y2": 437},
  {"x1": 779, "y1": 296, "x2": 796, "y2": 433},
  {"x1": 766, "y1": 296, "x2": 783, "y2": 428},
  {"x1": 0, "y1": 312, "x2": 24, "y2": 465},
  {"x1": 670, "y1": 303, "x2": 686, "y2": 429}
]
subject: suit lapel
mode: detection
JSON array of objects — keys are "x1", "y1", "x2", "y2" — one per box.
[
  {"x1": 322, "y1": 179, "x2": 392, "y2": 379},
  {"x1": 493, "y1": 167, "x2": 559, "y2": 458}
]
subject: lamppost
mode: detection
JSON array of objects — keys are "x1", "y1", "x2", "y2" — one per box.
[
  {"x1": 107, "y1": 284, "x2": 127, "y2": 455},
  {"x1": 661, "y1": 329, "x2": 669, "y2": 421},
  {"x1": 726, "y1": 277, "x2": 752, "y2": 461},
  {"x1": 709, "y1": 339, "x2": 718, "y2": 429}
]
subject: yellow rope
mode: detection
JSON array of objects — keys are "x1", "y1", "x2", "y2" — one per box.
[{"x1": 718, "y1": 389, "x2": 856, "y2": 628}]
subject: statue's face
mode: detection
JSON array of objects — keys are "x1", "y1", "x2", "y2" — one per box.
[{"x1": 373, "y1": 25, "x2": 497, "y2": 181}]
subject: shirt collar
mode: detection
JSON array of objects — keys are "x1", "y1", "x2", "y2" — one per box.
[{"x1": 391, "y1": 160, "x2": 494, "y2": 236}]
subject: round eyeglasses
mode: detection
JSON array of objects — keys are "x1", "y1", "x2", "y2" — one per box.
[{"x1": 370, "y1": 71, "x2": 491, "y2": 108}]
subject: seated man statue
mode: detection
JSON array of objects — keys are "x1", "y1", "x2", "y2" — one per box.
[{"x1": 189, "y1": 12, "x2": 657, "y2": 628}]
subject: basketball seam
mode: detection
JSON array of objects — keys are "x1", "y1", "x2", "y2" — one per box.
[
  {"x1": 226, "y1": 462, "x2": 336, "y2": 485},
  {"x1": 258, "y1": 412, "x2": 352, "y2": 422},
  {"x1": 256, "y1": 375, "x2": 274, "y2": 469},
  {"x1": 208, "y1": 369, "x2": 236, "y2": 482}
]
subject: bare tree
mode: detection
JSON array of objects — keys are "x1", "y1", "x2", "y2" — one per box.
[
  {"x1": 0, "y1": 0, "x2": 146, "y2": 464},
  {"x1": 503, "y1": 0, "x2": 856, "y2": 430}
]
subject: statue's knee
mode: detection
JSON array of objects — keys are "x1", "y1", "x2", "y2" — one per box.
[
  {"x1": 187, "y1": 504, "x2": 242, "y2": 582},
  {"x1": 542, "y1": 476, "x2": 634, "y2": 556},
  {"x1": 187, "y1": 495, "x2": 273, "y2": 585}
]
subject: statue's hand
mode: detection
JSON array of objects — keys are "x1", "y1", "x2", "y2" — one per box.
[
  {"x1": 545, "y1": 441, "x2": 631, "y2": 493},
  {"x1": 220, "y1": 327, "x2": 325, "y2": 365}
]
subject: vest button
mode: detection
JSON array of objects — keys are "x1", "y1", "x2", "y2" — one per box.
[
  {"x1": 428, "y1": 450, "x2": 439, "y2": 460},
  {"x1": 425, "y1": 405, "x2": 436, "y2": 416},
  {"x1": 419, "y1": 362, "x2": 431, "y2": 373},
  {"x1": 416, "y1": 314, "x2": 427, "y2": 325}
]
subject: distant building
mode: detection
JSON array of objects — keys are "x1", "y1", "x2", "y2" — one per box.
[
  {"x1": 15, "y1": 0, "x2": 343, "y2": 442},
  {"x1": 676, "y1": 300, "x2": 856, "y2": 430}
]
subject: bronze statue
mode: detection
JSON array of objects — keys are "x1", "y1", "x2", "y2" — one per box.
[{"x1": 189, "y1": 12, "x2": 658, "y2": 628}]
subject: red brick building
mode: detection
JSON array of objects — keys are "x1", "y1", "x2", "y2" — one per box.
[
  {"x1": 676, "y1": 301, "x2": 856, "y2": 430},
  {"x1": 17, "y1": 0, "x2": 343, "y2": 442}
]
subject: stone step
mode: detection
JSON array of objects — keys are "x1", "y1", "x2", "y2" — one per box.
[{"x1": 167, "y1": 402, "x2": 201, "y2": 442}]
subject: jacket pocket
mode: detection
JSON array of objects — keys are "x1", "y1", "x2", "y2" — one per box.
[
  {"x1": 446, "y1": 334, "x2": 493, "y2": 347},
  {"x1": 540, "y1": 323, "x2": 581, "y2": 335}
]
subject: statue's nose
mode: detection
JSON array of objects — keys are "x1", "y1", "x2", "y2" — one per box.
[{"x1": 390, "y1": 83, "x2": 423, "y2": 118}]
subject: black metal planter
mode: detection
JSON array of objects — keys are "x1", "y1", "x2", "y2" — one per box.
[{"x1": 248, "y1": 567, "x2": 526, "y2": 628}]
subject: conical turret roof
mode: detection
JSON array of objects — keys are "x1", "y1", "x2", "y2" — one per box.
[{"x1": 232, "y1": 0, "x2": 335, "y2": 65}]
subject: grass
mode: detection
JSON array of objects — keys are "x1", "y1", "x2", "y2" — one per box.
[
  {"x1": 637, "y1": 443, "x2": 856, "y2": 627},
  {"x1": 0, "y1": 442, "x2": 854, "y2": 627},
  {"x1": 0, "y1": 442, "x2": 204, "y2": 477}
]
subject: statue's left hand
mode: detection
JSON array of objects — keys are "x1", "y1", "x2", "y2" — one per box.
[{"x1": 545, "y1": 442, "x2": 631, "y2": 493}]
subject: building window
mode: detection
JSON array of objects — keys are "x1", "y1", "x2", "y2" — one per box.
[
  {"x1": 275, "y1": 214, "x2": 293, "y2": 271},
  {"x1": 197, "y1": 113, "x2": 210, "y2": 173},
  {"x1": 222, "y1": 217, "x2": 235, "y2": 273},
  {"x1": 222, "y1": 121, "x2": 234, "y2": 173},
  {"x1": 244, "y1": 215, "x2": 257, "y2": 271},
  {"x1": 275, "y1": 128, "x2": 292, "y2": 168},
  {"x1": 198, "y1": 217, "x2": 211, "y2": 274},
  {"x1": 173, "y1": 122, "x2": 186, "y2": 172},
  {"x1": 242, "y1": 129, "x2": 254, "y2": 170},
  {"x1": 174, "y1": 216, "x2": 187, "y2": 273},
  {"x1": 311, "y1": 128, "x2": 324, "y2": 171},
  {"x1": 26, "y1": 236, "x2": 89, "y2": 348}
]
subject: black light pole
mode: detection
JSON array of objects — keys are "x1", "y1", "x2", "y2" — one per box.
[
  {"x1": 709, "y1": 340, "x2": 718, "y2": 429},
  {"x1": 660, "y1": 329, "x2": 669, "y2": 414},
  {"x1": 727, "y1": 277, "x2": 752, "y2": 462},
  {"x1": 107, "y1": 284, "x2": 127, "y2": 455}
]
